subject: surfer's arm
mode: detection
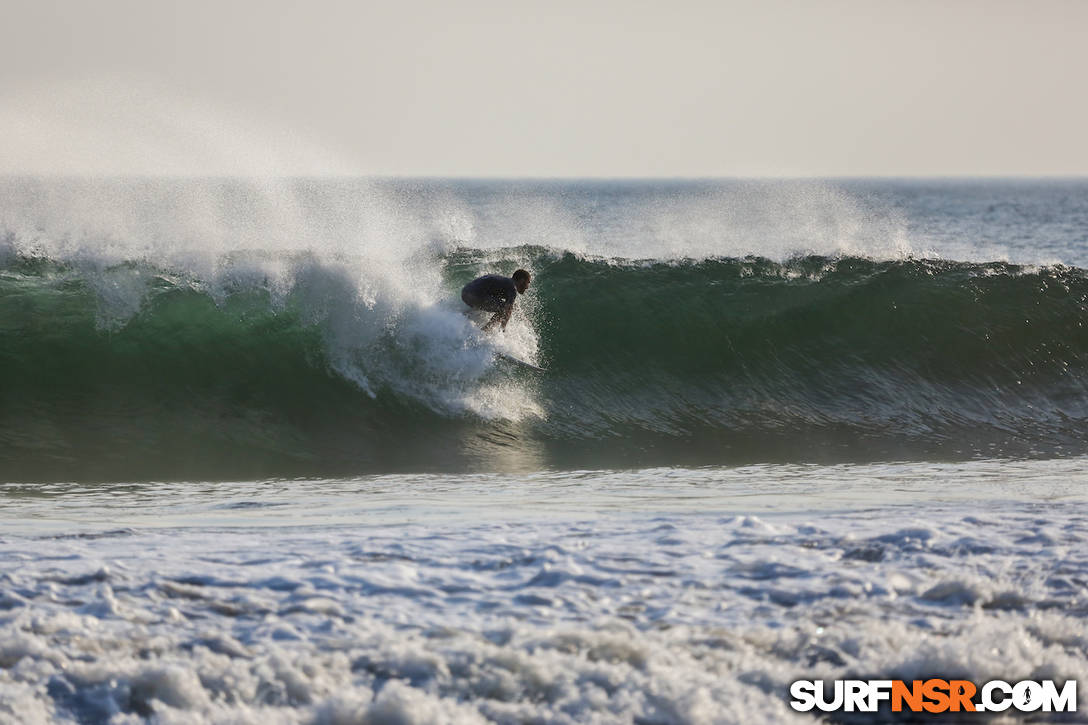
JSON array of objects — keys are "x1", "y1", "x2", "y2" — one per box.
[{"x1": 482, "y1": 302, "x2": 514, "y2": 332}]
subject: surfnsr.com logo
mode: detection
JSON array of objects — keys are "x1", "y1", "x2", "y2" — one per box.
[{"x1": 789, "y1": 679, "x2": 1077, "y2": 714}]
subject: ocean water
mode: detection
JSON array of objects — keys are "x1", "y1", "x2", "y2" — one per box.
[{"x1": 1, "y1": 178, "x2": 1087, "y2": 723}]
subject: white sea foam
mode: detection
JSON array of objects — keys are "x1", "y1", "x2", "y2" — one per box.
[
  {"x1": 0, "y1": 176, "x2": 554, "y2": 419},
  {"x1": 0, "y1": 495, "x2": 1085, "y2": 724},
  {"x1": 10, "y1": 197, "x2": 487, "y2": 424}
]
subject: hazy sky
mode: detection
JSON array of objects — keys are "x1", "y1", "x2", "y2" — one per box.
[{"x1": 1, "y1": 0, "x2": 1085, "y2": 176}]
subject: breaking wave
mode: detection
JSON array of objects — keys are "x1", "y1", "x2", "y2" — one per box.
[{"x1": 3, "y1": 242, "x2": 1087, "y2": 480}]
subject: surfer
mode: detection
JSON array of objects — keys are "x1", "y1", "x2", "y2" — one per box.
[{"x1": 461, "y1": 269, "x2": 531, "y2": 332}]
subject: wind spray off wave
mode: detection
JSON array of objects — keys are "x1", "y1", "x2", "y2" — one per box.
[{"x1": 3, "y1": 177, "x2": 1088, "y2": 481}]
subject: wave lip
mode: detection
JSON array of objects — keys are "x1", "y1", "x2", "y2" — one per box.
[{"x1": 2, "y1": 249, "x2": 1088, "y2": 480}]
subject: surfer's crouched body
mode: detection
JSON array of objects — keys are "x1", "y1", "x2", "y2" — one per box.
[{"x1": 461, "y1": 269, "x2": 531, "y2": 332}]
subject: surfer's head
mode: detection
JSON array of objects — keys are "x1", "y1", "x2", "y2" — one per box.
[{"x1": 513, "y1": 269, "x2": 531, "y2": 293}]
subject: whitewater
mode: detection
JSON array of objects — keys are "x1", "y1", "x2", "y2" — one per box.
[{"x1": 1, "y1": 178, "x2": 1086, "y2": 723}]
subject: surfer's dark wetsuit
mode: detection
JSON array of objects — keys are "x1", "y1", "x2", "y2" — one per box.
[
  {"x1": 462, "y1": 269, "x2": 532, "y2": 332},
  {"x1": 461, "y1": 274, "x2": 518, "y2": 313}
]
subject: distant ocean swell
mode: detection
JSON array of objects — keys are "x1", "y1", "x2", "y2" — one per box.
[{"x1": 2, "y1": 247, "x2": 1087, "y2": 480}]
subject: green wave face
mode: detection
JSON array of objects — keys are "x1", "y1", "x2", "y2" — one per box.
[
  {"x1": 3, "y1": 250, "x2": 1088, "y2": 481},
  {"x1": 520, "y1": 252, "x2": 1088, "y2": 462}
]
